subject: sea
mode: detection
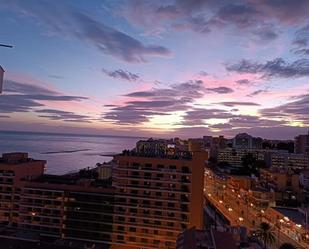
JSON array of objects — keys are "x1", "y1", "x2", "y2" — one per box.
[{"x1": 0, "y1": 131, "x2": 141, "y2": 175}]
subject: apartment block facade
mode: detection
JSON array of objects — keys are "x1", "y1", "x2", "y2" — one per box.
[
  {"x1": 111, "y1": 151, "x2": 206, "y2": 249},
  {"x1": 0, "y1": 153, "x2": 45, "y2": 225}
]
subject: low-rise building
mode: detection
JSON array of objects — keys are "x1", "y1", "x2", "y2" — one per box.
[
  {"x1": 218, "y1": 148, "x2": 266, "y2": 168},
  {"x1": 260, "y1": 168, "x2": 303, "y2": 206},
  {"x1": 270, "y1": 152, "x2": 309, "y2": 169}
]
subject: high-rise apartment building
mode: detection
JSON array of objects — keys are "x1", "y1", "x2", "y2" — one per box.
[
  {"x1": 111, "y1": 151, "x2": 206, "y2": 249},
  {"x1": 233, "y1": 133, "x2": 262, "y2": 149},
  {"x1": 295, "y1": 131, "x2": 309, "y2": 155}
]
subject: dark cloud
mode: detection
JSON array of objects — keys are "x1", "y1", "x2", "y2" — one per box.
[
  {"x1": 103, "y1": 107, "x2": 167, "y2": 125},
  {"x1": 226, "y1": 58, "x2": 309, "y2": 79},
  {"x1": 102, "y1": 69, "x2": 139, "y2": 82},
  {"x1": 217, "y1": 101, "x2": 260, "y2": 107},
  {"x1": 121, "y1": 0, "x2": 309, "y2": 42},
  {"x1": 235, "y1": 79, "x2": 251, "y2": 85},
  {"x1": 0, "y1": 94, "x2": 44, "y2": 113},
  {"x1": 4, "y1": 80, "x2": 57, "y2": 95},
  {"x1": 292, "y1": 24, "x2": 309, "y2": 55},
  {"x1": 181, "y1": 108, "x2": 235, "y2": 126},
  {"x1": 0, "y1": 80, "x2": 88, "y2": 115},
  {"x1": 0, "y1": 115, "x2": 10, "y2": 118},
  {"x1": 259, "y1": 94, "x2": 309, "y2": 124},
  {"x1": 210, "y1": 123, "x2": 233, "y2": 129},
  {"x1": 293, "y1": 24, "x2": 309, "y2": 46},
  {"x1": 48, "y1": 75, "x2": 65, "y2": 79},
  {"x1": 125, "y1": 80, "x2": 206, "y2": 99},
  {"x1": 103, "y1": 104, "x2": 119, "y2": 107},
  {"x1": 207, "y1": 87, "x2": 233, "y2": 94},
  {"x1": 103, "y1": 80, "x2": 206, "y2": 124},
  {"x1": 294, "y1": 49, "x2": 309, "y2": 56},
  {"x1": 3, "y1": 0, "x2": 171, "y2": 63},
  {"x1": 36, "y1": 109, "x2": 92, "y2": 123},
  {"x1": 199, "y1": 71, "x2": 208, "y2": 76},
  {"x1": 251, "y1": 25, "x2": 279, "y2": 42},
  {"x1": 247, "y1": 89, "x2": 268, "y2": 97},
  {"x1": 229, "y1": 115, "x2": 287, "y2": 128},
  {"x1": 74, "y1": 12, "x2": 171, "y2": 63}
]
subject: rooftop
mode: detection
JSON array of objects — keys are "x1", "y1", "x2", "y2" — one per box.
[
  {"x1": 118, "y1": 149, "x2": 193, "y2": 160},
  {"x1": 0, "y1": 152, "x2": 45, "y2": 165}
]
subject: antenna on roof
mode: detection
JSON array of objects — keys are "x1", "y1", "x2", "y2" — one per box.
[{"x1": 0, "y1": 43, "x2": 13, "y2": 94}]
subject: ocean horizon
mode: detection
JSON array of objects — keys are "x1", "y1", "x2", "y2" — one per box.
[{"x1": 0, "y1": 130, "x2": 141, "y2": 175}]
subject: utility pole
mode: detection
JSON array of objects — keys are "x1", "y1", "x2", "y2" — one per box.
[{"x1": 0, "y1": 43, "x2": 13, "y2": 93}]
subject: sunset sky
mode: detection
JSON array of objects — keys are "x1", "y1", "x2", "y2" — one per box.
[{"x1": 0, "y1": 0, "x2": 308, "y2": 139}]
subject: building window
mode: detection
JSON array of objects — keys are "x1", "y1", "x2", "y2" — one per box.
[{"x1": 128, "y1": 237, "x2": 136, "y2": 242}]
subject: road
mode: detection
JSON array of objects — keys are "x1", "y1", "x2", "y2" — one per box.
[{"x1": 204, "y1": 172, "x2": 307, "y2": 249}]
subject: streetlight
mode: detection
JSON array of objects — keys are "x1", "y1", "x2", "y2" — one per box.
[
  {"x1": 0, "y1": 43, "x2": 13, "y2": 94},
  {"x1": 277, "y1": 219, "x2": 284, "y2": 246}
]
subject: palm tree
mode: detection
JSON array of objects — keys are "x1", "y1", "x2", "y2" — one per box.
[
  {"x1": 279, "y1": 243, "x2": 297, "y2": 249},
  {"x1": 256, "y1": 222, "x2": 276, "y2": 249}
]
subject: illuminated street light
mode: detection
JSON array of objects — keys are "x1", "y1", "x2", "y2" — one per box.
[
  {"x1": 296, "y1": 224, "x2": 302, "y2": 228},
  {"x1": 228, "y1": 208, "x2": 233, "y2": 212},
  {"x1": 208, "y1": 193, "x2": 211, "y2": 197},
  {"x1": 239, "y1": 217, "x2": 244, "y2": 222},
  {"x1": 261, "y1": 210, "x2": 265, "y2": 214},
  {"x1": 219, "y1": 200, "x2": 223, "y2": 204},
  {"x1": 283, "y1": 216, "x2": 289, "y2": 222},
  {"x1": 237, "y1": 194, "x2": 241, "y2": 198}
]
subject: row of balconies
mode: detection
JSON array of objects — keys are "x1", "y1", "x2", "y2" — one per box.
[
  {"x1": 116, "y1": 165, "x2": 192, "y2": 174},
  {"x1": 114, "y1": 183, "x2": 190, "y2": 193},
  {"x1": 115, "y1": 192, "x2": 190, "y2": 202},
  {"x1": 113, "y1": 218, "x2": 187, "y2": 231},
  {"x1": 114, "y1": 211, "x2": 189, "y2": 223},
  {"x1": 114, "y1": 174, "x2": 191, "y2": 184}
]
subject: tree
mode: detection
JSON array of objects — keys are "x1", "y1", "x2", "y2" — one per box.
[
  {"x1": 256, "y1": 222, "x2": 276, "y2": 249},
  {"x1": 279, "y1": 243, "x2": 297, "y2": 249}
]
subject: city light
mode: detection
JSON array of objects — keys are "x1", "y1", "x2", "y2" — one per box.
[
  {"x1": 239, "y1": 217, "x2": 244, "y2": 222},
  {"x1": 228, "y1": 208, "x2": 233, "y2": 212},
  {"x1": 219, "y1": 200, "x2": 223, "y2": 204}
]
